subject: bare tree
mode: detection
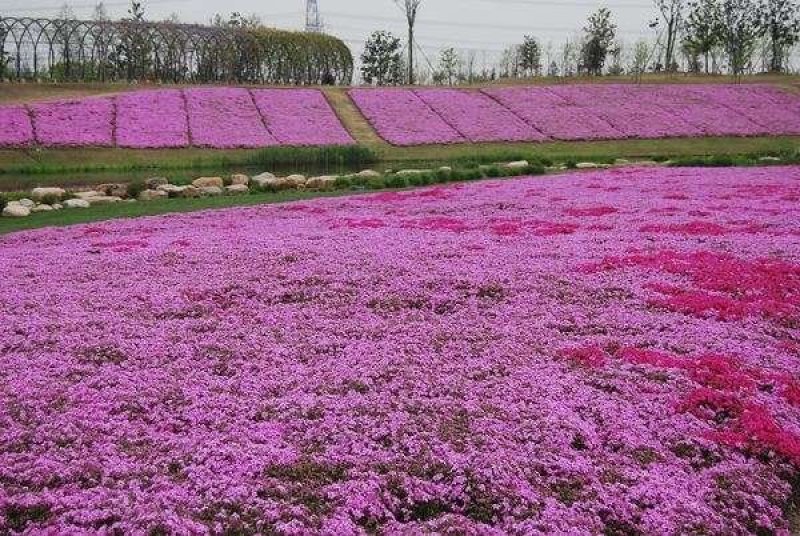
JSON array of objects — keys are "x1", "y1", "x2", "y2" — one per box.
[
  {"x1": 654, "y1": 0, "x2": 685, "y2": 71},
  {"x1": 396, "y1": 0, "x2": 422, "y2": 84}
]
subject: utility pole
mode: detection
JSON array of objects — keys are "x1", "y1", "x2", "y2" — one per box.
[{"x1": 305, "y1": 0, "x2": 323, "y2": 33}]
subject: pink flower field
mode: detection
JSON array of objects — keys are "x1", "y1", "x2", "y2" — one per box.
[
  {"x1": 0, "y1": 88, "x2": 354, "y2": 149},
  {"x1": 2, "y1": 166, "x2": 800, "y2": 534},
  {"x1": 355, "y1": 84, "x2": 800, "y2": 145}
]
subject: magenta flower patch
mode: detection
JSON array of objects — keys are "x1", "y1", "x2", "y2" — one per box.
[
  {"x1": 414, "y1": 88, "x2": 547, "y2": 142},
  {"x1": 2, "y1": 166, "x2": 800, "y2": 534},
  {"x1": 349, "y1": 88, "x2": 465, "y2": 145},
  {"x1": 31, "y1": 97, "x2": 114, "y2": 146},
  {"x1": 252, "y1": 89, "x2": 353, "y2": 146},
  {"x1": 0, "y1": 105, "x2": 34, "y2": 146},
  {"x1": 185, "y1": 87, "x2": 277, "y2": 148},
  {"x1": 116, "y1": 89, "x2": 189, "y2": 148},
  {"x1": 483, "y1": 86, "x2": 622, "y2": 140}
]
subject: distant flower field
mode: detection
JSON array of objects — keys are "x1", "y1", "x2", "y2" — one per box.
[
  {"x1": 352, "y1": 84, "x2": 800, "y2": 145},
  {"x1": 0, "y1": 88, "x2": 354, "y2": 149},
  {"x1": 1, "y1": 166, "x2": 799, "y2": 533}
]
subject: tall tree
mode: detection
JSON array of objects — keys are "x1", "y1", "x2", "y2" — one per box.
[
  {"x1": 435, "y1": 47, "x2": 461, "y2": 85},
  {"x1": 396, "y1": 0, "x2": 422, "y2": 84},
  {"x1": 683, "y1": 0, "x2": 722, "y2": 73},
  {"x1": 360, "y1": 31, "x2": 404, "y2": 86},
  {"x1": 581, "y1": 8, "x2": 617, "y2": 75},
  {"x1": 654, "y1": 0, "x2": 685, "y2": 71},
  {"x1": 757, "y1": 0, "x2": 800, "y2": 72},
  {"x1": 718, "y1": 0, "x2": 760, "y2": 77},
  {"x1": 518, "y1": 35, "x2": 542, "y2": 77}
]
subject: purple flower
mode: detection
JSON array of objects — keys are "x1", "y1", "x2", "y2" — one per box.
[
  {"x1": 252, "y1": 89, "x2": 354, "y2": 146},
  {"x1": 116, "y1": 90, "x2": 190, "y2": 148},
  {"x1": 31, "y1": 97, "x2": 114, "y2": 146},
  {"x1": 0, "y1": 105, "x2": 34, "y2": 146}
]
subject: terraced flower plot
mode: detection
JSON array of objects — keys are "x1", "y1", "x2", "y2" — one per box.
[
  {"x1": 2, "y1": 166, "x2": 799, "y2": 534},
  {"x1": 0, "y1": 87, "x2": 354, "y2": 149},
  {"x1": 352, "y1": 84, "x2": 800, "y2": 145}
]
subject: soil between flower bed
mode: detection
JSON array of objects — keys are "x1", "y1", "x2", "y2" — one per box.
[{"x1": 1, "y1": 166, "x2": 799, "y2": 534}]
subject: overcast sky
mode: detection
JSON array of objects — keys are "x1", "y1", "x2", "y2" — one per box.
[{"x1": 3, "y1": 0, "x2": 663, "y2": 68}]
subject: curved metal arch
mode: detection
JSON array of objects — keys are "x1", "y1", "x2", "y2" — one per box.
[{"x1": 0, "y1": 15, "x2": 353, "y2": 84}]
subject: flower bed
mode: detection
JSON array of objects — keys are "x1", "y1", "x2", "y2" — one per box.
[
  {"x1": 115, "y1": 89, "x2": 190, "y2": 148},
  {"x1": 356, "y1": 84, "x2": 800, "y2": 145},
  {"x1": 482, "y1": 86, "x2": 622, "y2": 140},
  {"x1": 414, "y1": 88, "x2": 547, "y2": 142},
  {"x1": 349, "y1": 88, "x2": 464, "y2": 145},
  {"x1": 549, "y1": 85, "x2": 704, "y2": 139},
  {"x1": 30, "y1": 97, "x2": 114, "y2": 146},
  {"x1": 1, "y1": 165, "x2": 799, "y2": 534},
  {"x1": 252, "y1": 89, "x2": 354, "y2": 146},
  {"x1": 185, "y1": 87, "x2": 277, "y2": 148},
  {"x1": 0, "y1": 105, "x2": 34, "y2": 146}
]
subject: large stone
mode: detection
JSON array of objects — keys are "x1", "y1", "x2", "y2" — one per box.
[
  {"x1": 252, "y1": 172, "x2": 276, "y2": 184},
  {"x1": 284, "y1": 174, "x2": 307, "y2": 187},
  {"x1": 157, "y1": 184, "x2": 185, "y2": 195},
  {"x1": 200, "y1": 186, "x2": 224, "y2": 196},
  {"x1": 356, "y1": 169, "x2": 381, "y2": 178},
  {"x1": 3, "y1": 203, "x2": 30, "y2": 217},
  {"x1": 97, "y1": 183, "x2": 128, "y2": 197},
  {"x1": 145, "y1": 177, "x2": 169, "y2": 189},
  {"x1": 396, "y1": 169, "x2": 431, "y2": 177},
  {"x1": 138, "y1": 189, "x2": 169, "y2": 201},
  {"x1": 255, "y1": 176, "x2": 288, "y2": 190},
  {"x1": 16, "y1": 198, "x2": 35, "y2": 208},
  {"x1": 192, "y1": 176, "x2": 224, "y2": 188},
  {"x1": 52, "y1": 203, "x2": 63, "y2": 210},
  {"x1": 759, "y1": 156, "x2": 782, "y2": 163},
  {"x1": 225, "y1": 184, "x2": 250, "y2": 195},
  {"x1": 504, "y1": 160, "x2": 529, "y2": 169},
  {"x1": 74, "y1": 190, "x2": 102, "y2": 200},
  {"x1": 230, "y1": 174, "x2": 250, "y2": 186},
  {"x1": 180, "y1": 186, "x2": 202, "y2": 198},
  {"x1": 575, "y1": 162, "x2": 600, "y2": 169},
  {"x1": 30, "y1": 204, "x2": 54, "y2": 213},
  {"x1": 64, "y1": 198, "x2": 91, "y2": 209},
  {"x1": 31, "y1": 187, "x2": 66, "y2": 201},
  {"x1": 86, "y1": 196, "x2": 123, "y2": 205},
  {"x1": 306, "y1": 175, "x2": 338, "y2": 190}
]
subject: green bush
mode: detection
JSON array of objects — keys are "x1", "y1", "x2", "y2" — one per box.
[
  {"x1": 526, "y1": 162, "x2": 547, "y2": 175},
  {"x1": 126, "y1": 180, "x2": 146, "y2": 199},
  {"x1": 484, "y1": 165, "x2": 502, "y2": 178},
  {"x1": 0, "y1": 194, "x2": 7, "y2": 213},
  {"x1": 564, "y1": 159, "x2": 578, "y2": 169},
  {"x1": 38, "y1": 193, "x2": 61, "y2": 205},
  {"x1": 366, "y1": 178, "x2": 386, "y2": 190},
  {"x1": 434, "y1": 168, "x2": 452, "y2": 183},
  {"x1": 334, "y1": 176, "x2": 353, "y2": 190},
  {"x1": 453, "y1": 168, "x2": 483, "y2": 181},
  {"x1": 384, "y1": 174, "x2": 408, "y2": 189}
]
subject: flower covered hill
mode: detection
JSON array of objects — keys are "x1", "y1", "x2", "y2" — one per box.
[
  {"x1": 351, "y1": 84, "x2": 800, "y2": 145},
  {"x1": 0, "y1": 87, "x2": 354, "y2": 149},
  {"x1": 2, "y1": 167, "x2": 800, "y2": 534}
]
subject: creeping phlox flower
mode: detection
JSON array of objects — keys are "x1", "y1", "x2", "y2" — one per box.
[
  {"x1": 251, "y1": 89, "x2": 354, "y2": 146},
  {"x1": 0, "y1": 88, "x2": 357, "y2": 149},
  {"x1": 357, "y1": 84, "x2": 800, "y2": 145},
  {"x1": 349, "y1": 88, "x2": 465, "y2": 146},
  {"x1": 1, "y1": 166, "x2": 800, "y2": 534},
  {"x1": 414, "y1": 88, "x2": 547, "y2": 143},
  {"x1": 116, "y1": 89, "x2": 190, "y2": 148},
  {"x1": 0, "y1": 105, "x2": 34, "y2": 146},
  {"x1": 31, "y1": 97, "x2": 114, "y2": 146},
  {"x1": 185, "y1": 87, "x2": 278, "y2": 148}
]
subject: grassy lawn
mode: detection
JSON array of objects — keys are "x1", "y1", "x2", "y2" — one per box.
[{"x1": 0, "y1": 190, "x2": 356, "y2": 235}]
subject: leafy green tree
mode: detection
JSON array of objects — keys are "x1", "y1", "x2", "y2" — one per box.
[
  {"x1": 684, "y1": 0, "x2": 722, "y2": 73},
  {"x1": 632, "y1": 40, "x2": 653, "y2": 81},
  {"x1": 360, "y1": 31, "x2": 404, "y2": 85},
  {"x1": 757, "y1": 0, "x2": 800, "y2": 72},
  {"x1": 518, "y1": 35, "x2": 542, "y2": 77},
  {"x1": 718, "y1": 0, "x2": 760, "y2": 77},
  {"x1": 581, "y1": 8, "x2": 617, "y2": 75},
  {"x1": 435, "y1": 47, "x2": 461, "y2": 85}
]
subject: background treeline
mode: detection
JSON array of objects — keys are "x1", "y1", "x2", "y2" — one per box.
[
  {"x1": 0, "y1": 3, "x2": 353, "y2": 84},
  {"x1": 360, "y1": 0, "x2": 800, "y2": 85}
]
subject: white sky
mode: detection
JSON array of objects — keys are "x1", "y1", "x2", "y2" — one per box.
[{"x1": 2, "y1": 0, "x2": 663, "y2": 68}]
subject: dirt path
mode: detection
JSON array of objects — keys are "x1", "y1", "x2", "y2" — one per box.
[{"x1": 321, "y1": 87, "x2": 385, "y2": 148}]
